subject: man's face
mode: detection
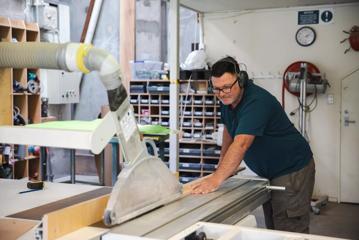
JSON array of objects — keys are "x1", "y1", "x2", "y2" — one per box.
[{"x1": 211, "y1": 72, "x2": 242, "y2": 106}]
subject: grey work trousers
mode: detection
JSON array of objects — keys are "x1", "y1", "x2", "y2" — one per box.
[{"x1": 263, "y1": 158, "x2": 316, "y2": 233}]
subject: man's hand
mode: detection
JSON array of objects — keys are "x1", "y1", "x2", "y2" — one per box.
[{"x1": 188, "y1": 174, "x2": 222, "y2": 195}]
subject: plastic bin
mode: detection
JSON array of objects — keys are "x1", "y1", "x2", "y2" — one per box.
[
  {"x1": 203, "y1": 148, "x2": 216, "y2": 156},
  {"x1": 202, "y1": 163, "x2": 217, "y2": 171},
  {"x1": 161, "y1": 110, "x2": 169, "y2": 115},
  {"x1": 130, "y1": 60, "x2": 163, "y2": 80},
  {"x1": 182, "y1": 121, "x2": 192, "y2": 127},
  {"x1": 180, "y1": 148, "x2": 201, "y2": 156},
  {"x1": 130, "y1": 96, "x2": 138, "y2": 104},
  {"x1": 179, "y1": 162, "x2": 201, "y2": 170},
  {"x1": 148, "y1": 84, "x2": 170, "y2": 93},
  {"x1": 179, "y1": 176, "x2": 198, "y2": 183},
  {"x1": 130, "y1": 84, "x2": 146, "y2": 93}
]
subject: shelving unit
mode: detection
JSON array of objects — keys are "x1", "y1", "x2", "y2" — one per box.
[
  {"x1": 129, "y1": 78, "x2": 222, "y2": 183},
  {"x1": 0, "y1": 17, "x2": 41, "y2": 180}
]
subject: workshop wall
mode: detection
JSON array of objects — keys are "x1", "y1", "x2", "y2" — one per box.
[
  {"x1": 179, "y1": 7, "x2": 199, "y2": 64},
  {"x1": 203, "y1": 3, "x2": 359, "y2": 201},
  {"x1": 136, "y1": 0, "x2": 162, "y2": 61},
  {"x1": 0, "y1": 0, "x2": 25, "y2": 20}
]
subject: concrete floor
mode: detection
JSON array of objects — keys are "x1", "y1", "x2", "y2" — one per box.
[{"x1": 253, "y1": 202, "x2": 359, "y2": 239}]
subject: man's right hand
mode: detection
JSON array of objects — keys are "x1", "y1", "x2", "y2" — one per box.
[{"x1": 186, "y1": 174, "x2": 223, "y2": 195}]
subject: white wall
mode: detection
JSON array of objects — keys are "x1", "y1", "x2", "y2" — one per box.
[
  {"x1": 136, "y1": 0, "x2": 162, "y2": 61},
  {"x1": 203, "y1": 3, "x2": 359, "y2": 201}
]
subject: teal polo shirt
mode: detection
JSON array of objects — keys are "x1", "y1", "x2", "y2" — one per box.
[{"x1": 221, "y1": 80, "x2": 312, "y2": 180}]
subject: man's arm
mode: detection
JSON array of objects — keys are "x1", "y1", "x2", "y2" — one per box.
[
  {"x1": 218, "y1": 127, "x2": 233, "y2": 165},
  {"x1": 189, "y1": 134, "x2": 255, "y2": 194}
]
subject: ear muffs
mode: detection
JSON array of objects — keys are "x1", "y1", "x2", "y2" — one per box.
[
  {"x1": 208, "y1": 78, "x2": 213, "y2": 92},
  {"x1": 209, "y1": 58, "x2": 249, "y2": 91},
  {"x1": 238, "y1": 70, "x2": 249, "y2": 88}
]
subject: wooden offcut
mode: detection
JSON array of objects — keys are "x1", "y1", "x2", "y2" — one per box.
[
  {"x1": 42, "y1": 194, "x2": 110, "y2": 240},
  {"x1": 0, "y1": 218, "x2": 39, "y2": 240},
  {"x1": 8, "y1": 187, "x2": 111, "y2": 220}
]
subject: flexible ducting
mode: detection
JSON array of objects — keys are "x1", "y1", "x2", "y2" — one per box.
[{"x1": 0, "y1": 42, "x2": 67, "y2": 70}]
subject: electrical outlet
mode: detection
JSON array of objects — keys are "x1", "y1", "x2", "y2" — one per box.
[{"x1": 327, "y1": 94, "x2": 334, "y2": 104}]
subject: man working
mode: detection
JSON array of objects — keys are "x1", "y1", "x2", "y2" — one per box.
[{"x1": 189, "y1": 56, "x2": 315, "y2": 233}]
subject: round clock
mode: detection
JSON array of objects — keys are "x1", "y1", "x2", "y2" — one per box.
[{"x1": 295, "y1": 26, "x2": 316, "y2": 47}]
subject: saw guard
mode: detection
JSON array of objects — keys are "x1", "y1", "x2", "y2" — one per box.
[{"x1": 104, "y1": 156, "x2": 182, "y2": 226}]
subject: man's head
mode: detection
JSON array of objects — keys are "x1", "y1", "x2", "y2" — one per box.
[{"x1": 211, "y1": 56, "x2": 243, "y2": 107}]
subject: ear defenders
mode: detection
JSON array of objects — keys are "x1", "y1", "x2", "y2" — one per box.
[
  {"x1": 223, "y1": 59, "x2": 248, "y2": 88},
  {"x1": 209, "y1": 58, "x2": 249, "y2": 90}
]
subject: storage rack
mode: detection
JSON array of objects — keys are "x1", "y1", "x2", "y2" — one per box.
[
  {"x1": 0, "y1": 17, "x2": 41, "y2": 180},
  {"x1": 129, "y1": 78, "x2": 222, "y2": 183}
]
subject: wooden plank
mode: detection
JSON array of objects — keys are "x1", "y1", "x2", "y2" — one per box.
[
  {"x1": 28, "y1": 94, "x2": 41, "y2": 123},
  {"x1": 57, "y1": 226, "x2": 108, "y2": 240},
  {"x1": 0, "y1": 217, "x2": 39, "y2": 240},
  {"x1": 0, "y1": 179, "x2": 105, "y2": 217},
  {"x1": 120, "y1": 0, "x2": 135, "y2": 90},
  {"x1": 43, "y1": 194, "x2": 110, "y2": 240},
  {"x1": 0, "y1": 68, "x2": 12, "y2": 125},
  {"x1": 8, "y1": 187, "x2": 111, "y2": 220}
]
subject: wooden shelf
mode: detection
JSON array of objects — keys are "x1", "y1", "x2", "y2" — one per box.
[
  {"x1": 0, "y1": 16, "x2": 10, "y2": 27},
  {"x1": 130, "y1": 75, "x2": 221, "y2": 182},
  {"x1": 25, "y1": 22, "x2": 39, "y2": 32},
  {"x1": 10, "y1": 19, "x2": 26, "y2": 29},
  {"x1": 0, "y1": 17, "x2": 41, "y2": 180}
]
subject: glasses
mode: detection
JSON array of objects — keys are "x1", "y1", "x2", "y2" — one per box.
[{"x1": 212, "y1": 79, "x2": 238, "y2": 94}]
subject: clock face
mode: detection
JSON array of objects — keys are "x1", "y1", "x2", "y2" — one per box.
[{"x1": 296, "y1": 26, "x2": 316, "y2": 47}]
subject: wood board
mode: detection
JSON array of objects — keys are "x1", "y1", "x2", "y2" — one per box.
[
  {"x1": 0, "y1": 218, "x2": 39, "y2": 240},
  {"x1": 43, "y1": 194, "x2": 109, "y2": 240}
]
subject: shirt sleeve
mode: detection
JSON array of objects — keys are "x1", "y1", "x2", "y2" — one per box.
[{"x1": 235, "y1": 97, "x2": 272, "y2": 136}]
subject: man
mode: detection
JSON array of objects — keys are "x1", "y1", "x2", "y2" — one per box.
[{"x1": 189, "y1": 56, "x2": 315, "y2": 233}]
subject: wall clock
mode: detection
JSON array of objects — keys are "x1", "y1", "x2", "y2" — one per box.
[{"x1": 296, "y1": 26, "x2": 316, "y2": 47}]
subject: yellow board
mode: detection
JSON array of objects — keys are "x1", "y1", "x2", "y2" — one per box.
[
  {"x1": 0, "y1": 218, "x2": 39, "y2": 240},
  {"x1": 43, "y1": 194, "x2": 109, "y2": 240}
]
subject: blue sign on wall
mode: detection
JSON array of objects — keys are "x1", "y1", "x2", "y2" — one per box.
[
  {"x1": 321, "y1": 10, "x2": 333, "y2": 23},
  {"x1": 298, "y1": 10, "x2": 319, "y2": 25}
]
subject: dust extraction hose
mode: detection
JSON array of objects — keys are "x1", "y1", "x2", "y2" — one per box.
[{"x1": 0, "y1": 42, "x2": 127, "y2": 111}]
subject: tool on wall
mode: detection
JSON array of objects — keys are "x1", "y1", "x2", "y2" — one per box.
[
  {"x1": 282, "y1": 61, "x2": 330, "y2": 139},
  {"x1": 340, "y1": 25, "x2": 359, "y2": 54}
]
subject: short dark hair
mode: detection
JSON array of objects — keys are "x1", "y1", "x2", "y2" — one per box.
[{"x1": 211, "y1": 56, "x2": 240, "y2": 78}]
